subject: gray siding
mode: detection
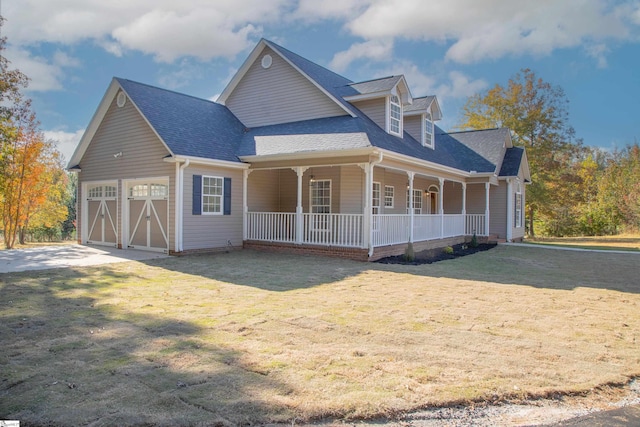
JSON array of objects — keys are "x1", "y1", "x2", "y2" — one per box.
[
  {"x1": 443, "y1": 181, "x2": 463, "y2": 214},
  {"x1": 225, "y1": 47, "x2": 346, "y2": 127},
  {"x1": 78, "y1": 94, "x2": 175, "y2": 249},
  {"x1": 353, "y1": 98, "x2": 386, "y2": 131},
  {"x1": 404, "y1": 115, "x2": 422, "y2": 144},
  {"x1": 489, "y1": 182, "x2": 507, "y2": 239},
  {"x1": 340, "y1": 165, "x2": 364, "y2": 214},
  {"x1": 247, "y1": 169, "x2": 280, "y2": 212},
  {"x1": 466, "y1": 184, "x2": 487, "y2": 214},
  {"x1": 182, "y1": 166, "x2": 244, "y2": 250}
]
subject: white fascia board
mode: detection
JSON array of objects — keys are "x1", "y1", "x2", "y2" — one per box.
[
  {"x1": 520, "y1": 149, "x2": 532, "y2": 183},
  {"x1": 165, "y1": 155, "x2": 250, "y2": 169},
  {"x1": 67, "y1": 79, "x2": 120, "y2": 168},
  {"x1": 343, "y1": 91, "x2": 391, "y2": 102},
  {"x1": 380, "y1": 149, "x2": 493, "y2": 179},
  {"x1": 239, "y1": 147, "x2": 376, "y2": 163},
  {"x1": 396, "y1": 75, "x2": 413, "y2": 105}
]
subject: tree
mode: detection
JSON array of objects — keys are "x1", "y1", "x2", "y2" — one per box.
[
  {"x1": 457, "y1": 69, "x2": 582, "y2": 237},
  {"x1": 0, "y1": 16, "x2": 69, "y2": 248}
]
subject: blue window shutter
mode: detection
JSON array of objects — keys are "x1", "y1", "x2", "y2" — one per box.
[
  {"x1": 192, "y1": 175, "x2": 202, "y2": 215},
  {"x1": 224, "y1": 177, "x2": 231, "y2": 215}
]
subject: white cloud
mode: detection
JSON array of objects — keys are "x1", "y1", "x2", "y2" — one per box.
[
  {"x1": 4, "y1": 47, "x2": 64, "y2": 91},
  {"x1": 344, "y1": 0, "x2": 638, "y2": 65},
  {"x1": 3, "y1": 0, "x2": 293, "y2": 63},
  {"x1": 292, "y1": 0, "x2": 368, "y2": 21},
  {"x1": 329, "y1": 39, "x2": 393, "y2": 71},
  {"x1": 438, "y1": 71, "x2": 488, "y2": 99},
  {"x1": 44, "y1": 129, "x2": 85, "y2": 162},
  {"x1": 585, "y1": 43, "x2": 610, "y2": 69}
]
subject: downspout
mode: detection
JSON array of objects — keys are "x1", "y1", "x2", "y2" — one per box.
[
  {"x1": 368, "y1": 151, "x2": 383, "y2": 258},
  {"x1": 177, "y1": 159, "x2": 190, "y2": 252}
]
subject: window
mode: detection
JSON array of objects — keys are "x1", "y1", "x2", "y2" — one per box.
[
  {"x1": 384, "y1": 185, "x2": 394, "y2": 208},
  {"x1": 515, "y1": 191, "x2": 523, "y2": 228},
  {"x1": 202, "y1": 176, "x2": 223, "y2": 214},
  {"x1": 310, "y1": 180, "x2": 331, "y2": 230},
  {"x1": 406, "y1": 189, "x2": 423, "y2": 214},
  {"x1": 88, "y1": 186, "x2": 102, "y2": 198},
  {"x1": 372, "y1": 182, "x2": 381, "y2": 230},
  {"x1": 104, "y1": 185, "x2": 117, "y2": 198},
  {"x1": 389, "y1": 94, "x2": 402, "y2": 135},
  {"x1": 151, "y1": 183, "x2": 168, "y2": 198},
  {"x1": 424, "y1": 112, "x2": 434, "y2": 148},
  {"x1": 129, "y1": 184, "x2": 148, "y2": 197}
]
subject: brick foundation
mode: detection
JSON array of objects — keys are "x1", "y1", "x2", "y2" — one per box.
[{"x1": 243, "y1": 241, "x2": 370, "y2": 262}]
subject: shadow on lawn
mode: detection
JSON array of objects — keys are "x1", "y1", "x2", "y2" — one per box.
[
  {"x1": 0, "y1": 266, "x2": 296, "y2": 426},
  {"x1": 144, "y1": 245, "x2": 640, "y2": 295}
]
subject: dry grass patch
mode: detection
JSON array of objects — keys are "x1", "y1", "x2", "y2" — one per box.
[
  {"x1": 1, "y1": 246, "x2": 639, "y2": 425},
  {"x1": 527, "y1": 234, "x2": 640, "y2": 251}
]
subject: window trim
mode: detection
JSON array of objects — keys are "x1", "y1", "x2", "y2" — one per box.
[
  {"x1": 424, "y1": 112, "x2": 434, "y2": 148},
  {"x1": 202, "y1": 175, "x2": 224, "y2": 215},
  {"x1": 515, "y1": 190, "x2": 523, "y2": 228},
  {"x1": 388, "y1": 94, "x2": 402, "y2": 136},
  {"x1": 406, "y1": 188, "x2": 423, "y2": 214},
  {"x1": 310, "y1": 179, "x2": 332, "y2": 231},
  {"x1": 384, "y1": 185, "x2": 394, "y2": 208}
]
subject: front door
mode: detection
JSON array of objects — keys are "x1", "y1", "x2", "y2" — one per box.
[
  {"x1": 85, "y1": 182, "x2": 118, "y2": 247},
  {"x1": 126, "y1": 180, "x2": 169, "y2": 252}
]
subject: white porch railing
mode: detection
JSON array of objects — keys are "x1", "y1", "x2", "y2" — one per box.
[
  {"x1": 465, "y1": 214, "x2": 486, "y2": 236},
  {"x1": 246, "y1": 212, "x2": 487, "y2": 248},
  {"x1": 246, "y1": 212, "x2": 296, "y2": 243},
  {"x1": 246, "y1": 212, "x2": 364, "y2": 247}
]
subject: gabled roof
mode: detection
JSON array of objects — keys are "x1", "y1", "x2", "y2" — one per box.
[
  {"x1": 343, "y1": 75, "x2": 413, "y2": 104},
  {"x1": 499, "y1": 147, "x2": 525, "y2": 176},
  {"x1": 404, "y1": 95, "x2": 443, "y2": 121},
  {"x1": 116, "y1": 79, "x2": 245, "y2": 162},
  {"x1": 68, "y1": 78, "x2": 246, "y2": 167}
]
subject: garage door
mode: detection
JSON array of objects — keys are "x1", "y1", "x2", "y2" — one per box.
[
  {"x1": 126, "y1": 180, "x2": 169, "y2": 253},
  {"x1": 85, "y1": 183, "x2": 118, "y2": 247}
]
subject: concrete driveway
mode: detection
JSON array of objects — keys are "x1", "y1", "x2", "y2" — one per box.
[{"x1": 0, "y1": 244, "x2": 169, "y2": 273}]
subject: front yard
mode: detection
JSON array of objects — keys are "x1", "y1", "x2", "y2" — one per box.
[{"x1": 1, "y1": 246, "x2": 639, "y2": 425}]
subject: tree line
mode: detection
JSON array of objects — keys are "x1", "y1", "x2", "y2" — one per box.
[
  {"x1": 1, "y1": 18, "x2": 72, "y2": 249},
  {"x1": 458, "y1": 68, "x2": 639, "y2": 237}
]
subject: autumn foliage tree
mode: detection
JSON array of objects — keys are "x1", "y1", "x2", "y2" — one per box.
[
  {"x1": 0, "y1": 17, "x2": 70, "y2": 248},
  {"x1": 457, "y1": 69, "x2": 583, "y2": 237}
]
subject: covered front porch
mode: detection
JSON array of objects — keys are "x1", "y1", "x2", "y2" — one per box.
[{"x1": 241, "y1": 156, "x2": 493, "y2": 260}]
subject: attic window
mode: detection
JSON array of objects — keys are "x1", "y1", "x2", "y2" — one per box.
[
  {"x1": 424, "y1": 112, "x2": 434, "y2": 148},
  {"x1": 389, "y1": 95, "x2": 402, "y2": 136}
]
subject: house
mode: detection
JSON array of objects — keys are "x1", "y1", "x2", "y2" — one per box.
[{"x1": 68, "y1": 39, "x2": 530, "y2": 261}]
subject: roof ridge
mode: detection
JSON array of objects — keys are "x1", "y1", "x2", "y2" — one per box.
[
  {"x1": 348, "y1": 75, "x2": 400, "y2": 86},
  {"x1": 115, "y1": 77, "x2": 217, "y2": 105},
  {"x1": 446, "y1": 127, "x2": 504, "y2": 135},
  {"x1": 263, "y1": 39, "x2": 354, "y2": 85}
]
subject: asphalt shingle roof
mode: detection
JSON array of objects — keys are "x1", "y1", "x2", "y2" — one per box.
[
  {"x1": 499, "y1": 147, "x2": 525, "y2": 177},
  {"x1": 405, "y1": 96, "x2": 436, "y2": 113},
  {"x1": 112, "y1": 41, "x2": 518, "y2": 176},
  {"x1": 117, "y1": 78, "x2": 246, "y2": 162},
  {"x1": 347, "y1": 76, "x2": 404, "y2": 95}
]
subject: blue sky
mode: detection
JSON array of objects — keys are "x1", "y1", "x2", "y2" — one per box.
[{"x1": 3, "y1": 0, "x2": 640, "y2": 162}]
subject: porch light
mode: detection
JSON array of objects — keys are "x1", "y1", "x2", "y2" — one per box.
[{"x1": 310, "y1": 175, "x2": 315, "y2": 184}]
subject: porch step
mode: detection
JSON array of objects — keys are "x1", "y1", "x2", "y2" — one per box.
[{"x1": 487, "y1": 234, "x2": 506, "y2": 244}]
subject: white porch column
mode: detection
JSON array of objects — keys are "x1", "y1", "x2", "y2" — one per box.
[
  {"x1": 485, "y1": 182, "x2": 491, "y2": 236},
  {"x1": 407, "y1": 171, "x2": 415, "y2": 243},
  {"x1": 242, "y1": 169, "x2": 252, "y2": 241},
  {"x1": 439, "y1": 178, "x2": 445, "y2": 238},
  {"x1": 506, "y1": 178, "x2": 513, "y2": 242},
  {"x1": 294, "y1": 167, "x2": 308, "y2": 244},
  {"x1": 461, "y1": 182, "x2": 467, "y2": 235},
  {"x1": 360, "y1": 163, "x2": 371, "y2": 250}
]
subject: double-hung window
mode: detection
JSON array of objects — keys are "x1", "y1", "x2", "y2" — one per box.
[
  {"x1": 424, "y1": 112, "x2": 434, "y2": 148},
  {"x1": 372, "y1": 182, "x2": 381, "y2": 230},
  {"x1": 389, "y1": 94, "x2": 402, "y2": 136},
  {"x1": 406, "y1": 189, "x2": 423, "y2": 214},
  {"x1": 384, "y1": 185, "x2": 394, "y2": 208},
  {"x1": 310, "y1": 179, "x2": 331, "y2": 230},
  {"x1": 515, "y1": 191, "x2": 523, "y2": 228},
  {"x1": 202, "y1": 176, "x2": 223, "y2": 214}
]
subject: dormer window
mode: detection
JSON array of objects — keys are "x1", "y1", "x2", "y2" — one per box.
[
  {"x1": 389, "y1": 95, "x2": 402, "y2": 136},
  {"x1": 424, "y1": 112, "x2": 434, "y2": 148}
]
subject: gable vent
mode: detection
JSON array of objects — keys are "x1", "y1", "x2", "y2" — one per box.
[
  {"x1": 116, "y1": 91, "x2": 127, "y2": 108},
  {"x1": 261, "y1": 54, "x2": 273, "y2": 69}
]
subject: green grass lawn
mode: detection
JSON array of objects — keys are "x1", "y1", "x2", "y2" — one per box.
[{"x1": 1, "y1": 246, "x2": 639, "y2": 425}]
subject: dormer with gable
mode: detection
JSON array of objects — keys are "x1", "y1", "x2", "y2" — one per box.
[
  {"x1": 343, "y1": 76, "x2": 412, "y2": 137},
  {"x1": 404, "y1": 96, "x2": 442, "y2": 149}
]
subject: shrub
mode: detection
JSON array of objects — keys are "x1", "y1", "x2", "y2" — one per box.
[
  {"x1": 470, "y1": 233, "x2": 478, "y2": 248},
  {"x1": 443, "y1": 246, "x2": 454, "y2": 255}
]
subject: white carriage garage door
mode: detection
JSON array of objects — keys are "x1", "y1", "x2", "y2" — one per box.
[
  {"x1": 85, "y1": 182, "x2": 118, "y2": 247},
  {"x1": 126, "y1": 179, "x2": 169, "y2": 253}
]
